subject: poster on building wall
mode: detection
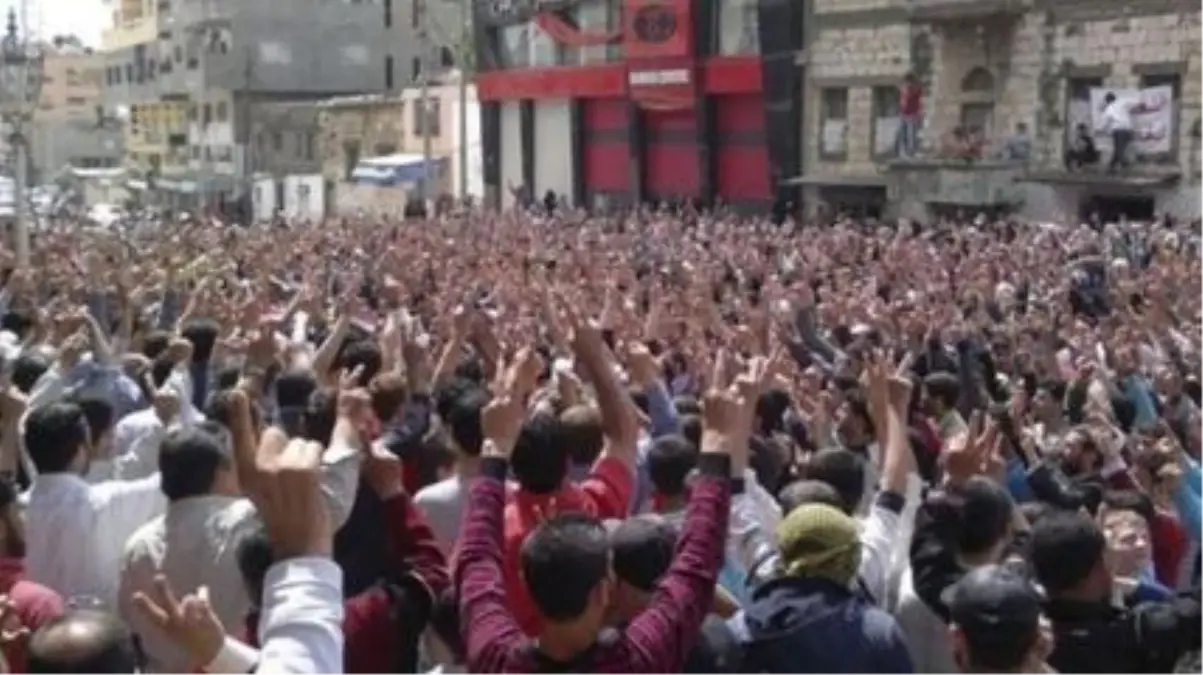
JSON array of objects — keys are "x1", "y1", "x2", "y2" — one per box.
[
  {"x1": 821, "y1": 119, "x2": 847, "y2": 156},
  {"x1": 1087, "y1": 85, "x2": 1175, "y2": 155}
]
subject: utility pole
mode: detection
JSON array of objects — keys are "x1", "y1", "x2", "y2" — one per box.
[
  {"x1": 456, "y1": 0, "x2": 469, "y2": 200},
  {"x1": 418, "y1": 0, "x2": 433, "y2": 208},
  {"x1": 0, "y1": 2, "x2": 40, "y2": 268}
]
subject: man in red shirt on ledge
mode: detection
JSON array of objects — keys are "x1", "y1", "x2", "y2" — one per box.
[{"x1": 898, "y1": 73, "x2": 923, "y2": 158}]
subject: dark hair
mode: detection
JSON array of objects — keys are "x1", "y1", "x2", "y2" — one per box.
[
  {"x1": 1102, "y1": 489, "x2": 1155, "y2": 526},
  {"x1": 778, "y1": 479, "x2": 844, "y2": 515},
  {"x1": 647, "y1": 434, "x2": 697, "y2": 498},
  {"x1": 236, "y1": 524, "x2": 273, "y2": 610},
  {"x1": 961, "y1": 624, "x2": 1038, "y2": 672},
  {"x1": 70, "y1": 395, "x2": 114, "y2": 445},
  {"x1": 140, "y1": 330, "x2": 172, "y2": 360},
  {"x1": 159, "y1": 425, "x2": 229, "y2": 501},
  {"x1": 559, "y1": 405, "x2": 604, "y2": 468},
  {"x1": 10, "y1": 353, "x2": 50, "y2": 393},
  {"x1": 335, "y1": 339, "x2": 383, "y2": 385},
  {"x1": 804, "y1": 448, "x2": 866, "y2": 515},
  {"x1": 275, "y1": 368, "x2": 318, "y2": 410},
  {"x1": 181, "y1": 318, "x2": 220, "y2": 364},
  {"x1": 213, "y1": 365, "x2": 242, "y2": 392},
  {"x1": 203, "y1": 389, "x2": 262, "y2": 433},
  {"x1": 441, "y1": 387, "x2": 488, "y2": 458},
  {"x1": 511, "y1": 412, "x2": 566, "y2": 494},
  {"x1": 27, "y1": 609, "x2": 141, "y2": 673},
  {"x1": 843, "y1": 389, "x2": 876, "y2": 438},
  {"x1": 756, "y1": 388, "x2": 791, "y2": 436},
  {"x1": 150, "y1": 355, "x2": 176, "y2": 389},
  {"x1": 25, "y1": 403, "x2": 88, "y2": 474},
  {"x1": 520, "y1": 513, "x2": 610, "y2": 622},
  {"x1": 679, "y1": 413, "x2": 702, "y2": 449},
  {"x1": 954, "y1": 476, "x2": 1014, "y2": 555},
  {"x1": 1029, "y1": 510, "x2": 1106, "y2": 595},
  {"x1": 369, "y1": 371, "x2": 409, "y2": 422},
  {"x1": 923, "y1": 372, "x2": 961, "y2": 410},
  {"x1": 302, "y1": 388, "x2": 338, "y2": 446}
]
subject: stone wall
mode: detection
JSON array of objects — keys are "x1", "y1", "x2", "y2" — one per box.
[{"x1": 801, "y1": 4, "x2": 1201, "y2": 179}]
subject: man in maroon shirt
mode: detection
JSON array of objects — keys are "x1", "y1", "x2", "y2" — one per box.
[
  {"x1": 898, "y1": 73, "x2": 923, "y2": 158},
  {"x1": 455, "y1": 342, "x2": 771, "y2": 673}
]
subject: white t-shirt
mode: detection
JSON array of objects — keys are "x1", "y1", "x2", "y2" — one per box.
[
  {"x1": 414, "y1": 475, "x2": 470, "y2": 555},
  {"x1": 1101, "y1": 100, "x2": 1133, "y2": 132}
]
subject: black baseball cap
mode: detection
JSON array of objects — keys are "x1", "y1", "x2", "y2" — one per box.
[{"x1": 942, "y1": 564, "x2": 1045, "y2": 638}]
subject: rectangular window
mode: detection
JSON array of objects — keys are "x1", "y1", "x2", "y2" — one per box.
[
  {"x1": 343, "y1": 139, "x2": 361, "y2": 179},
  {"x1": 819, "y1": 87, "x2": 848, "y2": 159},
  {"x1": 871, "y1": 86, "x2": 900, "y2": 159},
  {"x1": 202, "y1": 103, "x2": 212, "y2": 125},
  {"x1": 304, "y1": 132, "x2": 316, "y2": 160},
  {"x1": 216, "y1": 101, "x2": 228, "y2": 122},
  {"x1": 1065, "y1": 76, "x2": 1102, "y2": 152},
  {"x1": 716, "y1": 0, "x2": 759, "y2": 55},
  {"x1": 411, "y1": 56, "x2": 421, "y2": 81},
  {"x1": 411, "y1": 0, "x2": 422, "y2": 29},
  {"x1": 385, "y1": 55, "x2": 394, "y2": 89},
  {"x1": 576, "y1": 0, "x2": 617, "y2": 64},
  {"x1": 413, "y1": 99, "x2": 441, "y2": 137},
  {"x1": 383, "y1": 0, "x2": 392, "y2": 27},
  {"x1": 1138, "y1": 72, "x2": 1180, "y2": 164},
  {"x1": 272, "y1": 131, "x2": 283, "y2": 151}
]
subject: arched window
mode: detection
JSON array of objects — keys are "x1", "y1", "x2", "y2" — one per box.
[
  {"x1": 959, "y1": 67, "x2": 995, "y2": 138},
  {"x1": 961, "y1": 67, "x2": 995, "y2": 93}
]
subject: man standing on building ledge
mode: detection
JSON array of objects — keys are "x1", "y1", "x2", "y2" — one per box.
[
  {"x1": 1099, "y1": 92, "x2": 1134, "y2": 173},
  {"x1": 897, "y1": 73, "x2": 923, "y2": 159}
]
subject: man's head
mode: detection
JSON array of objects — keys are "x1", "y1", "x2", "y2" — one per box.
[
  {"x1": 777, "y1": 479, "x2": 844, "y2": 515},
  {"x1": 921, "y1": 372, "x2": 960, "y2": 417},
  {"x1": 159, "y1": 423, "x2": 240, "y2": 501},
  {"x1": 776, "y1": 503, "x2": 861, "y2": 586},
  {"x1": 521, "y1": 513, "x2": 613, "y2": 631},
  {"x1": 24, "y1": 402, "x2": 91, "y2": 476},
  {"x1": 605, "y1": 515, "x2": 676, "y2": 622},
  {"x1": 27, "y1": 609, "x2": 141, "y2": 673},
  {"x1": 511, "y1": 412, "x2": 567, "y2": 495},
  {"x1": 559, "y1": 405, "x2": 605, "y2": 469},
  {"x1": 70, "y1": 395, "x2": 115, "y2": 463},
  {"x1": 646, "y1": 434, "x2": 697, "y2": 505},
  {"x1": 952, "y1": 476, "x2": 1016, "y2": 562},
  {"x1": 803, "y1": 448, "x2": 866, "y2": 515},
  {"x1": 1104, "y1": 92, "x2": 1117, "y2": 106},
  {"x1": 1015, "y1": 122, "x2": 1028, "y2": 135},
  {"x1": 1029, "y1": 510, "x2": 1111, "y2": 601},
  {"x1": 945, "y1": 564, "x2": 1050, "y2": 673},
  {"x1": 834, "y1": 389, "x2": 875, "y2": 450}
]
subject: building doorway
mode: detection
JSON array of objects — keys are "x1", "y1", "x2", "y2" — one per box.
[{"x1": 1083, "y1": 194, "x2": 1156, "y2": 223}]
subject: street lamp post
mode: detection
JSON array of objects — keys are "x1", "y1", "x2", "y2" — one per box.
[{"x1": 0, "y1": 6, "x2": 42, "y2": 268}]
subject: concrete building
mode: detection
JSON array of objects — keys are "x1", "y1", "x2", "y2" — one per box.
[
  {"x1": 318, "y1": 79, "x2": 482, "y2": 214},
  {"x1": 797, "y1": 0, "x2": 1201, "y2": 221},
  {"x1": 472, "y1": 0, "x2": 796, "y2": 212},
  {"x1": 37, "y1": 37, "x2": 105, "y2": 114},
  {"x1": 28, "y1": 38, "x2": 122, "y2": 183},
  {"x1": 100, "y1": 0, "x2": 458, "y2": 208}
]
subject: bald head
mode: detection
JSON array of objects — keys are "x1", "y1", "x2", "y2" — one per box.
[{"x1": 28, "y1": 610, "x2": 139, "y2": 674}]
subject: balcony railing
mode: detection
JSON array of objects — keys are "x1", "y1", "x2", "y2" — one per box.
[
  {"x1": 907, "y1": 0, "x2": 1028, "y2": 22},
  {"x1": 886, "y1": 158, "x2": 1026, "y2": 207}
]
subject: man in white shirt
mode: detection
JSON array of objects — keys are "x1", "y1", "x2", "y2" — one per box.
[
  {"x1": 1099, "y1": 92, "x2": 1134, "y2": 172},
  {"x1": 118, "y1": 411, "x2": 361, "y2": 672},
  {"x1": 23, "y1": 401, "x2": 166, "y2": 610}
]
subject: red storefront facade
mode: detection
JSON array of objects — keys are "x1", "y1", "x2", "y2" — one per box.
[{"x1": 473, "y1": 0, "x2": 791, "y2": 211}]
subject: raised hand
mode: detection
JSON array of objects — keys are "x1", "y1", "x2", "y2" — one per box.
[
  {"x1": 131, "y1": 577, "x2": 225, "y2": 669},
  {"x1": 250, "y1": 428, "x2": 332, "y2": 559}
]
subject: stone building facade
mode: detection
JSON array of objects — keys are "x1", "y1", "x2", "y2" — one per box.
[{"x1": 800, "y1": 0, "x2": 1201, "y2": 220}]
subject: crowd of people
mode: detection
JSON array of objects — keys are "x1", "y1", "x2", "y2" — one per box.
[{"x1": 0, "y1": 205, "x2": 1196, "y2": 673}]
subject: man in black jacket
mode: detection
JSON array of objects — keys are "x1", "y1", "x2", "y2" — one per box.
[{"x1": 1029, "y1": 510, "x2": 1201, "y2": 673}]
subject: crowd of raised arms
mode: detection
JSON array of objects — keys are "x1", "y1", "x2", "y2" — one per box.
[{"x1": 0, "y1": 206, "x2": 1195, "y2": 674}]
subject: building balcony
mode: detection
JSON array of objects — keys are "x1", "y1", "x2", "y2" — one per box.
[
  {"x1": 885, "y1": 158, "x2": 1026, "y2": 217},
  {"x1": 907, "y1": 0, "x2": 1028, "y2": 23}
]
